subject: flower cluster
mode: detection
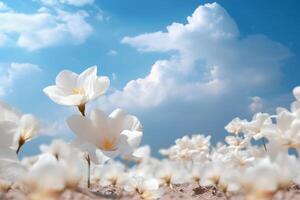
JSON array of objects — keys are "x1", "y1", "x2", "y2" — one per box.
[{"x1": 1, "y1": 66, "x2": 300, "y2": 200}]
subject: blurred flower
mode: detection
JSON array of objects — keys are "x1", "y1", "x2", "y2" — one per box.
[
  {"x1": 122, "y1": 145, "x2": 151, "y2": 164},
  {"x1": 23, "y1": 152, "x2": 84, "y2": 199},
  {"x1": 225, "y1": 117, "x2": 246, "y2": 135},
  {"x1": 160, "y1": 134, "x2": 210, "y2": 163},
  {"x1": 155, "y1": 161, "x2": 187, "y2": 188},
  {"x1": 99, "y1": 161, "x2": 127, "y2": 187},
  {"x1": 124, "y1": 176, "x2": 163, "y2": 200},
  {"x1": 0, "y1": 102, "x2": 40, "y2": 155},
  {"x1": 40, "y1": 139, "x2": 74, "y2": 161},
  {"x1": 242, "y1": 113, "x2": 271, "y2": 140}
]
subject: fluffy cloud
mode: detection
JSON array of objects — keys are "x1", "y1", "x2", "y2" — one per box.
[
  {"x1": 0, "y1": 1, "x2": 10, "y2": 11},
  {"x1": 102, "y1": 3, "x2": 291, "y2": 109},
  {"x1": 0, "y1": 7, "x2": 93, "y2": 50},
  {"x1": 107, "y1": 49, "x2": 118, "y2": 56},
  {"x1": 40, "y1": 0, "x2": 94, "y2": 7},
  {"x1": 60, "y1": 0, "x2": 94, "y2": 6},
  {"x1": 0, "y1": 62, "x2": 41, "y2": 96}
]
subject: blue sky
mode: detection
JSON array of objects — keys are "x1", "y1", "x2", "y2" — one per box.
[{"x1": 0, "y1": 0, "x2": 299, "y2": 157}]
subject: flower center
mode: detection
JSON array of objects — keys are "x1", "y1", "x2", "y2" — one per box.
[
  {"x1": 20, "y1": 129, "x2": 32, "y2": 141},
  {"x1": 141, "y1": 190, "x2": 153, "y2": 199},
  {"x1": 72, "y1": 88, "x2": 85, "y2": 95},
  {"x1": 100, "y1": 138, "x2": 116, "y2": 151}
]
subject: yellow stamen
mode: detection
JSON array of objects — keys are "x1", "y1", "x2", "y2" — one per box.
[
  {"x1": 141, "y1": 190, "x2": 153, "y2": 200},
  {"x1": 100, "y1": 138, "x2": 116, "y2": 151},
  {"x1": 72, "y1": 88, "x2": 85, "y2": 95},
  {"x1": 21, "y1": 129, "x2": 32, "y2": 141}
]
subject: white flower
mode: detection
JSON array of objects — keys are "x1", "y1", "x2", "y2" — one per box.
[
  {"x1": 67, "y1": 108, "x2": 143, "y2": 162},
  {"x1": 40, "y1": 139, "x2": 74, "y2": 161},
  {"x1": 159, "y1": 134, "x2": 210, "y2": 162},
  {"x1": 261, "y1": 109, "x2": 300, "y2": 153},
  {"x1": 0, "y1": 102, "x2": 40, "y2": 155},
  {"x1": 21, "y1": 155, "x2": 39, "y2": 169},
  {"x1": 23, "y1": 154, "x2": 66, "y2": 196},
  {"x1": 99, "y1": 161, "x2": 127, "y2": 187},
  {"x1": 243, "y1": 113, "x2": 272, "y2": 140},
  {"x1": 225, "y1": 135, "x2": 251, "y2": 151},
  {"x1": 14, "y1": 114, "x2": 40, "y2": 154},
  {"x1": 122, "y1": 145, "x2": 151, "y2": 163},
  {"x1": 200, "y1": 161, "x2": 240, "y2": 193},
  {"x1": 23, "y1": 153, "x2": 84, "y2": 197},
  {"x1": 0, "y1": 101, "x2": 21, "y2": 122},
  {"x1": 200, "y1": 161, "x2": 224, "y2": 187},
  {"x1": 227, "y1": 150, "x2": 255, "y2": 168},
  {"x1": 293, "y1": 86, "x2": 300, "y2": 101},
  {"x1": 225, "y1": 117, "x2": 246, "y2": 135},
  {"x1": 189, "y1": 163, "x2": 205, "y2": 183},
  {"x1": 239, "y1": 154, "x2": 300, "y2": 199},
  {"x1": 43, "y1": 66, "x2": 109, "y2": 111},
  {"x1": 124, "y1": 176, "x2": 163, "y2": 200},
  {"x1": 155, "y1": 161, "x2": 187, "y2": 187},
  {"x1": 0, "y1": 157, "x2": 26, "y2": 182}
]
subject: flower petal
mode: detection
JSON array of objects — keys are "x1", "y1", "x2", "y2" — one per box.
[
  {"x1": 0, "y1": 121, "x2": 17, "y2": 148},
  {"x1": 90, "y1": 109, "x2": 109, "y2": 137},
  {"x1": 67, "y1": 115, "x2": 99, "y2": 145},
  {"x1": 118, "y1": 130, "x2": 143, "y2": 156},
  {"x1": 43, "y1": 86, "x2": 83, "y2": 106},
  {"x1": 55, "y1": 70, "x2": 78, "y2": 90},
  {"x1": 0, "y1": 101, "x2": 21, "y2": 122},
  {"x1": 78, "y1": 66, "x2": 97, "y2": 89},
  {"x1": 109, "y1": 109, "x2": 142, "y2": 137},
  {"x1": 293, "y1": 86, "x2": 300, "y2": 101},
  {"x1": 91, "y1": 76, "x2": 110, "y2": 98}
]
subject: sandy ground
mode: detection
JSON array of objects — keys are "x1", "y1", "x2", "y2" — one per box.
[{"x1": 2, "y1": 183, "x2": 300, "y2": 200}]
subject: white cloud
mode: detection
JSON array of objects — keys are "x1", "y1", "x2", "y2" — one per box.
[
  {"x1": 0, "y1": 62, "x2": 41, "y2": 96},
  {"x1": 107, "y1": 49, "x2": 118, "y2": 56},
  {"x1": 40, "y1": 0, "x2": 94, "y2": 7},
  {"x1": 0, "y1": 7, "x2": 93, "y2": 50},
  {"x1": 0, "y1": 32, "x2": 8, "y2": 46},
  {"x1": 59, "y1": 0, "x2": 94, "y2": 6},
  {"x1": 102, "y1": 3, "x2": 290, "y2": 109},
  {"x1": 40, "y1": 0, "x2": 58, "y2": 6},
  {"x1": 0, "y1": 1, "x2": 10, "y2": 11},
  {"x1": 249, "y1": 96, "x2": 264, "y2": 113}
]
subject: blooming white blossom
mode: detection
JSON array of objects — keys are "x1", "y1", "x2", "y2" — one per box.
[
  {"x1": 242, "y1": 113, "x2": 272, "y2": 140},
  {"x1": 98, "y1": 161, "x2": 127, "y2": 187},
  {"x1": 0, "y1": 101, "x2": 40, "y2": 155},
  {"x1": 124, "y1": 176, "x2": 163, "y2": 200},
  {"x1": 43, "y1": 66, "x2": 110, "y2": 115},
  {"x1": 239, "y1": 154, "x2": 300, "y2": 199},
  {"x1": 225, "y1": 135, "x2": 251, "y2": 151},
  {"x1": 155, "y1": 161, "x2": 187, "y2": 188},
  {"x1": 122, "y1": 145, "x2": 151, "y2": 164},
  {"x1": 159, "y1": 134, "x2": 210, "y2": 163},
  {"x1": 22, "y1": 152, "x2": 84, "y2": 199},
  {"x1": 225, "y1": 117, "x2": 246, "y2": 135},
  {"x1": 200, "y1": 161, "x2": 240, "y2": 193},
  {"x1": 67, "y1": 108, "x2": 143, "y2": 162}
]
